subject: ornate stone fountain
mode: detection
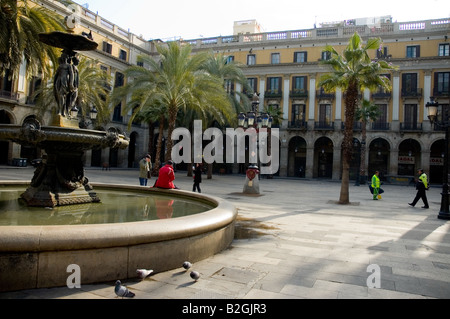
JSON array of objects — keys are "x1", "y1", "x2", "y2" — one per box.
[{"x1": 0, "y1": 31, "x2": 128, "y2": 207}]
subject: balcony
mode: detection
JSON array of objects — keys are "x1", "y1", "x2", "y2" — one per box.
[
  {"x1": 288, "y1": 120, "x2": 308, "y2": 130},
  {"x1": 341, "y1": 122, "x2": 362, "y2": 131},
  {"x1": 264, "y1": 90, "x2": 282, "y2": 99},
  {"x1": 372, "y1": 122, "x2": 390, "y2": 130},
  {"x1": 400, "y1": 122, "x2": 423, "y2": 131},
  {"x1": 289, "y1": 89, "x2": 308, "y2": 98},
  {"x1": 401, "y1": 88, "x2": 422, "y2": 99},
  {"x1": 0, "y1": 90, "x2": 19, "y2": 101},
  {"x1": 372, "y1": 91, "x2": 392, "y2": 99},
  {"x1": 316, "y1": 90, "x2": 335, "y2": 100},
  {"x1": 314, "y1": 121, "x2": 334, "y2": 130},
  {"x1": 433, "y1": 88, "x2": 450, "y2": 98}
]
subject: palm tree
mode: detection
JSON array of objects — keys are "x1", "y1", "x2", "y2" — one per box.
[
  {"x1": 32, "y1": 56, "x2": 112, "y2": 126},
  {"x1": 318, "y1": 32, "x2": 397, "y2": 204},
  {"x1": 0, "y1": 0, "x2": 65, "y2": 80},
  {"x1": 113, "y1": 42, "x2": 233, "y2": 163},
  {"x1": 202, "y1": 52, "x2": 252, "y2": 119},
  {"x1": 355, "y1": 99, "x2": 381, "y2": 184}
]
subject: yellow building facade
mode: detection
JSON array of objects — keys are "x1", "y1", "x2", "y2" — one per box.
[
  {"x1": 185, "y1": 18, "x2": 450, "y2": 183},
  {"x1": 1, "y1": 0, "x2": 449, "y2": 184}
]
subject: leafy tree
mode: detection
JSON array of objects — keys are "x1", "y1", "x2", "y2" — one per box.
[
  {"x1": 113, "y1": 42, "x2": 233, "y2": 163},
  {"x1": 318, "y1": 32, "x2": 397, "y2": 204},
  {"x1": 0, "y1": 0, "x2": 65, "y2": 80}
]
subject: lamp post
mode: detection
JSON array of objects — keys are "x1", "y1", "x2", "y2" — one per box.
[
  {"x1": 238, "y1": 92, "x2": 273, "y2": 193},
  {"x1": 426, "y1": 97, "x2": 450, "y2": 220}
]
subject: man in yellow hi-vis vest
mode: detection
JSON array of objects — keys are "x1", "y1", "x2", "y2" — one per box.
[
  {"x1": 409, "y1": 168, "x2": 429, "y2": 209},
  {"x1": 370, "y1": 171, "x2": 384, "y2": 200}
]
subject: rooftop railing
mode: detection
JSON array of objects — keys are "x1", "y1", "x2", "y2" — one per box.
[{"x1": 182, "y1": 18, "x2": 449, "y2": 48}]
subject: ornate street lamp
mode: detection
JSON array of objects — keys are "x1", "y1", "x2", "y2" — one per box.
[
  {"x1": 90, "y1": 106, "x2": 98, "y2": 121},
  {"x1": 426, "y1": 97, "x2": 450, "y2": 220}
]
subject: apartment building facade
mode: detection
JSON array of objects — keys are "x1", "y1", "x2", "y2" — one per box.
[
  {"x1": 1, "y1": 1, "x2": 449, "y2": 184},
  {"x1": 184, "y1": 18, "x2": 450, "y2": 183}
]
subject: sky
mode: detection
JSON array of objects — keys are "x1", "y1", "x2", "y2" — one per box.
[{"x1": 74, "y1": 0, "x2": 449, "y2": 41}]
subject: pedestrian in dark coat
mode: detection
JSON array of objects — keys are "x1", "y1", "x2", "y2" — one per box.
[{"x1": 193, "y1": 163, "x2": 202, "y2": 193}]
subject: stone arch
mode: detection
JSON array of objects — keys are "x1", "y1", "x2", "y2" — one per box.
[
  {"x1": 288, "y1": 136, "x2": 307, "y2": 177},
  {"x1": 314, "y1": 136, "x2": 333, "y2": 178}
]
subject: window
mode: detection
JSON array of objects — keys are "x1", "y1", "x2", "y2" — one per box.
[
  {"x1": 114, "y1": 72, "x2": 124, "y2": 87},
  {"x1": 112, "y1": 102, "x2": 123, "y2": 122},
  {"x1": 439, "y1": 43, "x2": 450, "y2": 57},
  {"x1": 291, "y1": 104, "x2": 306, "y2": 126},
  {"x1": 376, "y1": 47, "x2": 389, "y2": 59},
  {"x1": 319, "y1": 104, "x2": 332, "y2": 127},
  {"x1": 266, "y1": 77, "x2": 281, "y2": 95},
  {"x1": 246, "y1": 78, "x2": 258, "y2": 95},
  {"x1": 294, "y1": 51, "x2": 307, "y2": 63},
  {"x1": 137, "y1": 61, "x2": 144, "y2": 67},
  {"x1": 225, "y1": 80, "x2": 234, "y2": 95},
  {"x1": 402, "y1": 73, "x2": 418, "y2": 96},
  {"x1": 119, "y1": 49, "x2": 127, "y2": 61},
  {"x1": 247, "y1": 54, "x2": 256, "y2": 65},
  {"x1": 321, "y1": 51, "x2": 331, "y2": 61},
  {"x1": 406, "y1": 45, "x2": 420, "y2": 58},
  {"x1": 434, "y1": 72, "x2": 450, "y2": 96},
  {"x1": 404, "y1": 104, "x2": 418, "y2": 129},
  {"x1": 292, "y1": 76, "x2": 307, "y2": 96},
  {"x1": 373, "y1": 104, "x2": 388, "y2": 129},
  {"x1": 102, "y1": 41, "x2": 112, "y2": 54},
  {"x1": 271, "y1": 53, "x2": 280, "y2": 64},
  {"x1": 226, "y1": 55, "x2": 235, "y2": 64}
]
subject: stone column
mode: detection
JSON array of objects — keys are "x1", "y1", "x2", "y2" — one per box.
[
  {"x1": 305, "y1": 146, "x2": 314, "y2": 179},
  {"x1": 332, "y1": 145, "x2": 341, "y2": 180}
]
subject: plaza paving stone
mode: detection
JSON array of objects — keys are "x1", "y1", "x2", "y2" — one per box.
[{"x1": 0, "y1": 166, "x2": 449, "y2": 299}]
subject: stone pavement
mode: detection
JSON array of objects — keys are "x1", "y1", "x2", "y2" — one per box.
[{"x1": 0, "y1": 166, "x2": 449, "y2": 299}]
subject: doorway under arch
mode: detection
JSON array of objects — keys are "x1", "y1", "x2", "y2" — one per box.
[
  {"x1": 314, "y1": 136, "x2": 333, "y2": 178},
  {"x1": 288, "y1": 136, "x2": 307, "y2": 177}
]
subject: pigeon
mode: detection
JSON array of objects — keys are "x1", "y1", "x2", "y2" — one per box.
[
  {"x1": 136, "y1": 268, "x2": 153, "y2": 279},
  {"x1": 190, "y1": 271, "x2": 200, "y2": 281},
  {"x1": 114, "y1": 280, "x2": 135, "y2": 298},
  {"x1": 182, "y1": 261, "x2": 192, "y2": 270}
]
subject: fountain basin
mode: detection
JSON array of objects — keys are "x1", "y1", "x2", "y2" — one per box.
[{"x1": 0, "y1": 182, "x2": 237, "y2": 292}]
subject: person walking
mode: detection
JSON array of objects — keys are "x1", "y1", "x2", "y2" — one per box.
[
  {"x1": 139, "y1": 154, "x2": 152, "y2": 186},
  {"x1": 409, "y1": 168, "x2": 429, "y2": 208},
  {"x1": 192, "y1": 163, "x2": 202, "y2": 193},
  {"x1": 370, "y1": 171, "x2": 383, "y2": 200},
  {"x1": 155, "y1": 160, "x2": 177, "y2": 189}
]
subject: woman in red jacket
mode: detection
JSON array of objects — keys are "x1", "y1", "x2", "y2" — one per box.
[{"x1": 154, "y1": 160, "x2": 177, "y2": 189}]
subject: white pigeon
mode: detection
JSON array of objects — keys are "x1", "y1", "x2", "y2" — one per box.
[
  {"x1": 190, "y1": 270, "x2": 200, "y2": 281},
  {"x1": 182, "y1": 261, "x2": 192, "y2": 270},
  {"x1": 114, "y1": 280, "x2": 135, "y2": 298},
  {"x1": 136, "y1": 268, "x2": 153, "y2": 279}
]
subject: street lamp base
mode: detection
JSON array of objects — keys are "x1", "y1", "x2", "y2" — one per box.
[{"x1": 438, "y1": 212, "x2": 450, "y2": 220}]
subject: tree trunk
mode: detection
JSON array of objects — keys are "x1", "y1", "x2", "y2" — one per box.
[
  {"x1": 152, "y1": 116, "x2": 165, "y2": 176},
  {"x1": 165, "y1": 104, "x2": 177, "y2": 161},
  {"x1": 339, "y1": 82, "x2": 358, "y2": 204},
  {"x1": 360, "y1": 120, "x2": 367, "y2": 184}
]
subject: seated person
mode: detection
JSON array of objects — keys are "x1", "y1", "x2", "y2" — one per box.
[{"x1": 154, "y1": 160, "x2": 177, "y2": 189}]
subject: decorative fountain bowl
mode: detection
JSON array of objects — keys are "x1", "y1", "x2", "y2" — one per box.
[
  {"x1": 0, "y1": 182, "x2": 236, "y2": 292},
  {"x1": 0, "y1": 120, "x2": 129, "y2": 207}
]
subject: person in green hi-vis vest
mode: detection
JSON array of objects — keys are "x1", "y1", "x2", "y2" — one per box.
[{"x1": 370, "y1": 171, "x2": 384, "y2": 200}]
